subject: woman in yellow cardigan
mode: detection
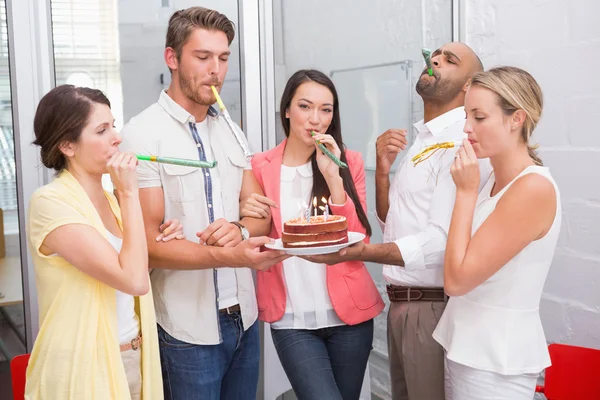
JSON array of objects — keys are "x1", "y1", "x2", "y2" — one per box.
[{"x1": 25, "y1": 85, "x2": 180, "y2": 399}]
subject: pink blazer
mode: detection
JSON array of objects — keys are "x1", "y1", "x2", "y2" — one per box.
[{"x1": 252, "y1": 140, "x2": 384, "y2": 326}]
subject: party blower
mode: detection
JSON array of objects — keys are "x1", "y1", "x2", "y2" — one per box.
[
  {"x1": 310, "y1": 131, "x2": 348, "y2": 169},
  {"x1": 211, "y1": 85, "x2": 253, "y2": 162},
  {"x1": 136, "y1": 154, "x2": 217, "y2": 169}
]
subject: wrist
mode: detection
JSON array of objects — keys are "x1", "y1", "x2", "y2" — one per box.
[
  {"x1": 456, "y1": 188, "x2": 478, "y2": 201},
  {"x1": 375, "y1": 168, "x2": 390, "y2": 180},
  {"x1": 375, "y1": 162, "x2": 390, "y2": 177},
  {"x1": 231, "y1": 221, "x2": 250, "y2": 240},
  {"x1": 357, "y1": 243, "x2": 371, "y2": 262},
  {"x1": 213, "y1": 246, "x2": 236, "y2": 267},
  {"x1": 116, "y1": 189, "x2": 139, "y2": 200},
  {"x1": 325, "y1": 175, "x2": 344, "y2": 192},
  {"x1": 324, "y1": 173, "x2": 343, "y2": 186}
]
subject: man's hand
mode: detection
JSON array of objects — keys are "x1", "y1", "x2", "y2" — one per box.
[
  {"x1": 301, "y1": 241, "x2": 367, "y2": 265},
  {"x1": 376, "y1": 129, "x2": 408, "y2": 175},
  {"x1": 197, "y1": 218, "x2": 242, "y2": 248},
  {"x1": 231, "y1": 237, "x2": 291, "y2": 270}
]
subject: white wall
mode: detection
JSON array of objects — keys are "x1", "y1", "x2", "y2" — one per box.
[
  {"x1": 274, "y1": 1, "x2": 453, "y2": 398},
  {"x1": 466, "y1": 0, "x2": 600, "y2": 358},
  {"x1": 117, "y1": 0, "x2": 241, "y2": 124}
]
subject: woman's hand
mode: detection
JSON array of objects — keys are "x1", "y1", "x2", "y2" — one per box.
[
  {"x1": 240, "y1": 193, "x2": 278, "y2": 219},
  {"x1": 451, "y1": 139, "x2": 480, "y2": 194},
  {"x1": 313, "y1": 133, "x2": 342, "y2": 181},
  {"x1": 156, "y1": 219, "x2": 185, "y2": 242},
  {"x1": 107, "y1": 152, "x2": 139, "y2": 197}
]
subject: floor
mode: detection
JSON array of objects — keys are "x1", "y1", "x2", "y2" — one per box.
[
  {"x1": 0, "y1": 304, "x2": 26, "y2": 400},
  {"x1": 0, "y1": 305, "x2": 389, "y2": 400}
]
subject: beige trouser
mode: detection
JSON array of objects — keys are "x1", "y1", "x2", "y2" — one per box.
[
  {"x1": 388, "y1": 300, "x2": 447, "y2": 400},
  {"x1": 121, "y1": 344, "x2": 142, "y2": 400}
]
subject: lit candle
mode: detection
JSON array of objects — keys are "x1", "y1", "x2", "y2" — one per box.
[
  {"x1": 321, "y1": 196, "x2": 329, "y2": 221},
  {"x1": 313, "y1": 196, "x2": 318, "y2": 219}
]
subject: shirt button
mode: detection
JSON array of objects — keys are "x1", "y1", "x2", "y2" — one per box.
[
  {"x1": 205, "y1": 173, "x2": 209, "y2": 177},
  {"x1": 208, "y1": 204, "x2": 212, "y2": 208}
]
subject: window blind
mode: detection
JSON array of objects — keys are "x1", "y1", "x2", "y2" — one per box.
[{"x1": 50, "y1": 0, "x2": 124, "y2": 127}]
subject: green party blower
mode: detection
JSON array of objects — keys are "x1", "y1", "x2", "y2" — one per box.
[
  {"x1": 310, "y1": 131, "x2": 348, "y2": 169},
  {"x1": 136, "y1": 154, "x2": 217, "y2": 169},
  {"x1": 422, "y1": 48, "x2": 433, "y2": 76}
]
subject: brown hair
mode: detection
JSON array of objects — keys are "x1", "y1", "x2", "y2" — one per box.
[
  {"x1": 166, "y1": 7, "x2": 235, "y2": 60},
  {"x1": 470, "y1": 66, "x2": 544, "y2": 166},
  {"x1": 33, "y1": 85, "x2": 111, "y2": 171}
]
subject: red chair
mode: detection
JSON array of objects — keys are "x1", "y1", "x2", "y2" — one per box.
[
  {"x1": 535, "y1": 344, "x2": 600, "y2": 400},
  {"x1": 10, "y1": 354, "x2": 30, "y2": 400}
]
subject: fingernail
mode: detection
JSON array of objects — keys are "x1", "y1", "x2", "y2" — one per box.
[{"x1": 156, "y1": 236, "x2": 162, "y2": 242}]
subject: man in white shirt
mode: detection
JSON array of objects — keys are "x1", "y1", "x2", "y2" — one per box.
[
  {"x1": 118, "y1": 7, "x2": 287, "y2": 400},
  {"x1": 308, "y1": 42, "x2": 491, "y2": 399}
]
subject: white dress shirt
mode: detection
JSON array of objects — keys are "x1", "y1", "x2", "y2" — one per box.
[
  {"x1": 381, "y1": 107, "x2": 492, "y2": 287},
  {"x1": 272, "y1": 162, "x2": 345, "y2": 329}
]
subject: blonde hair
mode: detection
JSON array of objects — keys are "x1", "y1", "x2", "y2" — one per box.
[
  {"x1": 166, "y1": 7, "x2": 235, "y2": 60},
  {"x1": 470, "y1": 66, "x2": 544, "y2": 166}
]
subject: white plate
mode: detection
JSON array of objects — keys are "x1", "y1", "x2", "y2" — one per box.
[{"x1": 265, "y1": 232, "x2": 366, "y2": 256}]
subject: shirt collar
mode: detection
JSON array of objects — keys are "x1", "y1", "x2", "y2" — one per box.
[
  {"x1": 157, "y1": 90, "x2": 220, "y2": 125},
  {"x1": 280, "y1": 162, "x2": 313, "y2": 182},
  {"x1": 413, "y1": 106, "x2": 465, "y2": 138}
]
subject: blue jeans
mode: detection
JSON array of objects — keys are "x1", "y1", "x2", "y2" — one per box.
[
  {"x1": 271, "y1": 319, "x2": 374, "y2": 400},
  {"x1": 158, "y1": 311, "x2": 259, "y2": 400}
]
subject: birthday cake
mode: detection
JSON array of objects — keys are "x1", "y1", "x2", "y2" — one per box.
[{"x1": 282, "y1": 215, "x2": 348, "y2": 248}]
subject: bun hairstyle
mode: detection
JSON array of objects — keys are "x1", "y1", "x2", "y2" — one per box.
[
  {"x1": 33, "y1": 85, "x2": 110, "y2": 171},
  {"x1": 470, "y1": 66, "x2": 544, "y2": 166}
]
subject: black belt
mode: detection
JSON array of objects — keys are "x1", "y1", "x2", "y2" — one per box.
[
  {"x1": 219, "y1": 303, "x2": 241, "y2": 314},
  {"x1": 386, "y1": 285, "x2": 447, "y2": 302}
]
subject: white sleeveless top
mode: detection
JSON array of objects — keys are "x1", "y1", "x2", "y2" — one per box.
[
  {"x1": 105, "y1": 231, "x2": 141, "y2": 344},
  {"x1": 433, "y1": 165, "x2": 561, "y2": 375}
]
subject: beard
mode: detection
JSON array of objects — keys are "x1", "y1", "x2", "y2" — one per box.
[
  {"x1": 178, "y1": 66, "x2": 220, "y2": 106},
  {"x1": 416, "y1": 70, "x2": 464, "y2": 104}
]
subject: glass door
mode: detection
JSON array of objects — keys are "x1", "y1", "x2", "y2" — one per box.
[{"x1": 0, "y1": 0, "x2": 27, "y2": 398}]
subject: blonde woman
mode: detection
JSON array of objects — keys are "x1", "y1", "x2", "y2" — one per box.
[
  {"x1": 433, "y1": 67, "x2": 561, "y2": 399},
  {"x1": 26, "y1": 85, "x2": 182, "y2": 399}
]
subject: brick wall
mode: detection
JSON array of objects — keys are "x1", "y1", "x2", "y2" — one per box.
[{"x1": 466, "y1": 0, "x2": 600, "y2": 352}]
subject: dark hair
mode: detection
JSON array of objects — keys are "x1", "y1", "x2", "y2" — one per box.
[
  {"x1": 33, "y1": 85, "x2": 111, "y2": 171},
  {"x1": 166, "y1": 7, "x2": 235, "y2": 60},
  {"x1": 279, "y1": 70, "x2": 372, "y2": 237}
]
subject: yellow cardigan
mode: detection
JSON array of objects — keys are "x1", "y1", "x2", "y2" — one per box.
[{"x1": 25, "y1": 170, "x2": 163, "y2": 399}]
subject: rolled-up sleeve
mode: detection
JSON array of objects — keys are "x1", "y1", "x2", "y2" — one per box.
[
  {"x1": 393, "y1": 156, "x2": 492, "y2": 271},
  {"x1": 394, "y1": 224, "x2": 448, "y2": 271}
]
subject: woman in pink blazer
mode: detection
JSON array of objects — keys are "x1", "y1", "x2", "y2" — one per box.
[{"x1": 242, "y1": 70, "x2": 384, "y2": 400}]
